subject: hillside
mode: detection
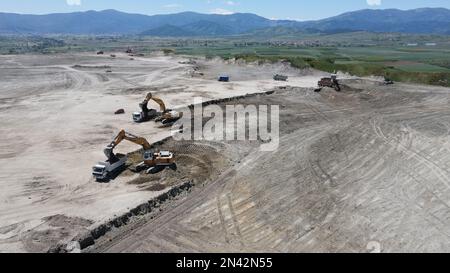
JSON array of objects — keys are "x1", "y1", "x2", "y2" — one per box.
[{"x1": 0, "y1": 8, "x2": 449, "y2": 36}]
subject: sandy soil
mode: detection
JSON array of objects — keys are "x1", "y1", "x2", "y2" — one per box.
[
  {"x1": 0, "y1": 52, "x2": 322, "y2": 252},
  {"x1": 91, "y1": 81, "x2": 450, "y2": 253}
]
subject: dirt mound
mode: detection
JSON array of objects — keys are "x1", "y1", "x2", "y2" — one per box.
[
  {"x1": 21, "y1": 215, "x2": 93, "y2": 252},
  {"x1": 126, "y1": 139, "x2": 235, "y2": 191}
]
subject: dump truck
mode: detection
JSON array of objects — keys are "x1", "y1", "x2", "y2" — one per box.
[
  {"x1": 92, "y1": 145, "x2": 127, "y2": 182},
  {"x1": 273, "y1": 74, "x2": 288, "y2": 81},
  {"x1": 317, "y1": 74, "x2": 341, "y2": 92},
  {"x1": 218, "y1": 76, "x2": 230, "y2": 82}
]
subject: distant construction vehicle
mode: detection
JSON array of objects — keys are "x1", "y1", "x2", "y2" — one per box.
[
  {"x1": 273, "y1": 74, "x2": 288, "y2": 81},
  {"x1": 132, "y1": 92, "x2": 182, "y2": 125},
  {"x1": 218, "y1": 76, "x2": 230, "y2": 82},
  {"x1": 316, "y1": 74, "x2": 341, "y2": 92},
  {"x1": 384, "y1": 77, "x2": 394, "y2": 85}
]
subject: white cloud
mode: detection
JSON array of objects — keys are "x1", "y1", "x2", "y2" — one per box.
[
  {"x1": 66, "y1": 0, "x2": 81, "y2": 6},
  {"x1": 210, "y1": 8, "x2": 234, "y2": 15},
  {"x1": 226, "y1": 1, "x2": 237, "y2": 5},
  {"x1": 163, "y1": 4, "x2": 183, "y2": 9},
  {"x1": 366, "y1": 0, "x2": 381, "y2": 6}
]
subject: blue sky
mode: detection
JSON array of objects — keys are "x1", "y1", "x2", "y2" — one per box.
[{"x1": 0, "y1": 0, "x2": 449, "y2": 20}]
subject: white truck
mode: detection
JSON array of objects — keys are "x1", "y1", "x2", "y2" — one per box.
[{"x1": 92, "y1": 145, "x2": 127, "y2": 181}]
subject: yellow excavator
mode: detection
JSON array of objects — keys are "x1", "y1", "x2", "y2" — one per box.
[
  {"x1": 132, "y1": 92, "x2": 182, "y2": 125},
  {"x1": 93, "y1": 130, "x2": 176, "y2": 180},
  {"x1": 112, "y1": 129, "x2": 175, "y2": 173}
]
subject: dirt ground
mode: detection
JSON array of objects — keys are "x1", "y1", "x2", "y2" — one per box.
[
  {"x1": 91, "y1": 81, "x2": 450, "y2": 253},
  {"x1": 0, "y1": 52, "x2": 323, "y2": 252}
]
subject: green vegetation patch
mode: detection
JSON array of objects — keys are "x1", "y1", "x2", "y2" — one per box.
[
  {"x1": 231, "y1": 51, "x2": 450, "y2": 87},
  {"x1": 388, "y1": 61, "x2": 450, "y2": 73}
]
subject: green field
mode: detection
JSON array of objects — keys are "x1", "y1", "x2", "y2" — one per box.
[
  {"x1": 391, "y1": 62, "x2": 449, "y2": 72},
  {"x1": 1, "y1": 33, "x2": 449, "y2": 87}
]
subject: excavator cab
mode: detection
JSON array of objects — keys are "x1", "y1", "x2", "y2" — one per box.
[
  {"x1": 159, "y1": 151, "x2": 172, "y2": 158},
  {"x1": 143, "y1": 150, "x2": 174, "y2": 164},
  {"x1": 142, "y1": 150, "x2": 176, "y2": 174}
]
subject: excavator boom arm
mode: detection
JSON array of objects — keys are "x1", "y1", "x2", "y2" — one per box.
[
  {"x1": 123, "y1": 132, "x2": 152, "y2": 150},
  {"x1": 109, "y1": 129, "x2": 152, "y2": 151},
  {"x1": 151, "y1": 97, "x2": 166, "y2": 112},
  {"x1": 141, "y1": 92, "x2": 167, "y2": 113}
]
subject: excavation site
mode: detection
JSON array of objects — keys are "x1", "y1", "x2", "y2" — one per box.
[{"x1": 0, "y1": 52, "x2": 449, "y2": 253}]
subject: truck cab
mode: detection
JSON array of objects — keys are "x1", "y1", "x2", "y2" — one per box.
[
  {"x1": 133, "y1": 111, "x2": 144, "y2": 122},
  {"x1": 132, "y1": 109, "x2": 158, "y2": 123},
  {"x1": 92, "y1": 164, "x2": 108, "y2": 180},
  {"x1": 143, "y1": 150, "x2": 174, "y2": 166}
]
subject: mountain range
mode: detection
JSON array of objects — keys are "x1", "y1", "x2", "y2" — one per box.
[{"x1": 0, "y1": 8, "x2": 449, "y2": 36}]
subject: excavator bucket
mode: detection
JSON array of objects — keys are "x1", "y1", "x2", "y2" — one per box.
[
  {"x1": 103, "y1": 144, "x2": 122, "y2": 163},
  {"x1": 103, "y1": 144, "x2": 114, "y2": 159}
]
